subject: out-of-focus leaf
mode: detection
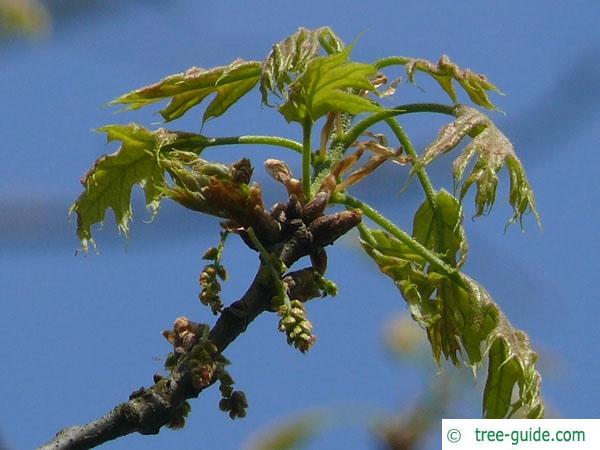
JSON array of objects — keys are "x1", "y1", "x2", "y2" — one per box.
[
  {"x1": 70, "y1": 125, "x2": 208, "y2": 252},
  {"x1": 0, "y1": 0, "x2": 49, "y2": 36},
  {"x1": 405, "y1": 55, "x2": 500, "y2": 109},
  {"x1": 360, "y1": 204, "x2": 543, "y2": 418},
  {"x1": 245, "y1": 414, "x2": 324, "y2": 450},
  {"x1": 422, "y1": 106, "x2": 540, "y2": 227},
  {"x1": 384, "y1": 314, "x2": 429, "y2": 358},
  {"x1": 279, "y1": 46, "x2": 381, "y2": 123},
  {"x1": 110, "y1": 59, "x2": 261, "y2": 123},
  {"x1": 260, "y1": 26, "x2": 344, "y2": 105},
  {"x1": 413, "y1": 190, "x2": 468, "y2": 267}
]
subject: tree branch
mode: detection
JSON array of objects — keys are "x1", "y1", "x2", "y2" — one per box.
[{"x1": 40, "y1": 208, "x2": 361, "y2": 450}]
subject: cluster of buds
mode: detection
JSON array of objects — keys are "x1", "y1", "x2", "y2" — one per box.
[
  {"x1": 198, "y1": 264, "x2": 222, "y2": 314},
  {"x1": 166, "y1": 401, "x2": 192, "y2": 430},
  {"x1": 188, "y1": 340, "x2": 224, "y2": 390},
  {"x1": 218, "y1": 390, "x2": 248, "y2": 420},
  {"x1": 162, "y1": 154, "x2": 265, "y2": 226},
  {"x1": 165, "y1": 154, "x2": 289, "y2": 247},
  {"x1": 162, "y1": 316, "x2": 209, "y2": 359},
  {"x1": 162, "y1": 316, "x2": 226, "y2": 392},
  {"x1": 162, "y1": 316, "x2": 248, "y2": 417},
  {"x1": 278, "y1": 300, "x2": 315, "y2": 353},
  {"x1": 316, "y1": 274, "x2": 338, "y2": 297},
  {"x1": 215, "y1": 363, "x2": 248, "y2": 419},
  {"x1": 199, "y1": 239, "x2": 228, "y2": 315}
]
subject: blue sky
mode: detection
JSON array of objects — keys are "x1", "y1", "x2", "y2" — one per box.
[{"x1": 1, "y1": 1, "x2": 600, "y2": 449}]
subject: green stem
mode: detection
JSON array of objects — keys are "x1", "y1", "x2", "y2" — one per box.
[
  {"x1": 246, "y1": 227, "x2": 290, "y2": 308},
  {"x1": 385, "y1": 117, "x2": 446, "y2": 252},
  {"x1": 214, "y1": 231, "x2": 229, "y2": 268},
  {"x1": 246, "y1": 228, "x2": 273, "y2": 264},
  {"x1": 203, "y1": 135, "x2": 303, "y2": 154},
  {"x1": 384, "y1": 118, "x2": 436, "y2": 205},
  {"x1": 343, "y1": 103, "x2": 454, "y2": 149},
  {"x1": 302, "y1": 119, "x2": 314, "y2": 200},
  {"x1": 373, "y1": 56, "x2": 412, "y2": 69},
  {"x1": 357, "y1": 222, "x2": 376, "y2": 247},
  {"x1": 332, "y1": 193, "x2": 462, "y2": 285}
]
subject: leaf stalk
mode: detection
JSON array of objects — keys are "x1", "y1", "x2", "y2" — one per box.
[
  {"x1": 203, "y1": 135, "x2": 303, "y2": 154},
  {"x1": 331, "y1": 193, "x2": 463, "y2": 286},
  {"x1": 302, "y1": 119, "x2": 314, "y2": 200}
]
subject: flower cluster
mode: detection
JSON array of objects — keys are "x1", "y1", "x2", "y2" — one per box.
[
  {"x1": 214, "y1": 365, "x2": 248, "y2": 419},
  {"x1": 161, "y1": 316, "x2": 247, "y2": 418},
  {"x1": 278, "y1": 300, "x2": 315, "y2": 353},
  {"x1": 162, "y1": 316, "x2": 209, "y2": 362}
]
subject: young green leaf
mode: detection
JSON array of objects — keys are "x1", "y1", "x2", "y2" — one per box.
[
  {"x1": 422, "y1": 106, "x2": 539, "y2": 227},
  {"x1": 161, "y1": 155, "x2": 267, "y2": 228},
  {"x1": 360, "y1": 229, "x2": 543, "y2": 418},
  {"x1": 278, "y1": 46, "x2": 381, "y2": 123},
  {"x1": 70, "y1": 124, "x2": 208, "y2": 252},
  {"x1": 412, "y1": 190, "x2": 468, "y2": 267},
  {"x1": 110, "y1": 59, "x2": 261, "y2": 123},
  {"x1": 260, "y1": 26, "x2": 344, "y2": 105},
  {"x1": 484, "y1": 332, "x2": 543, "y2": 419},
  {"x1": 420, "y1": 106, "x2": 487, "y2": 167},
  {"x1": 359, "y1": 228, "x2": 441, "y2": 329},
  {"x1": 405, "y1": 55, "x2": 501, "y2": 109}
]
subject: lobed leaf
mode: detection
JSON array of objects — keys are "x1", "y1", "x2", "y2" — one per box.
[
  {"x1": 260, "y1": 26, "x2": 344, "y2": 105},
  {"x1": 110, "y1": 59, "x2": 261, "y2": 123},
  {"x1": 423, "y1": 106, "x2": 540, "y2": 227},
  {"x1": 420, "y1": 106, "x2": 487, "y2": 167},
  {"x1": 70, "y1": 124, "x2": 208, "y2": 252},
  {"x1": 484, "y1": 330, "x2": 543, "y2": 419},
  {"x1": 279, "y1": 46, "x2": 381, "y2": 123},
  {"x1": 405, "y1": 55, "x2": 500, "y2": 109},
  {"x1": 360, "y1": 228, "x2": 543, "y2": 418}
]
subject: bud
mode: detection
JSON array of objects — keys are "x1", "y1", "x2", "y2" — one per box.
[
  {"x1": 302, "y1": 191, "x2": 329, "y2": 223},
  {"x1": 298, "y1": 320, "x2": 313, "y2": 332},
  {"x1": 219, "y1": 398, "x2": 231, "y2": 412},
  {"x1": 216, "y1": 266, "x2": 227, "y2": 280},
  {"x1": 309, "y1": 210, "x2": 362, "y2": 247},
  {"x1": 231, "y1": 158, "x2": 253, "y2": 184},
  {"x1": 174, "y1": 316, "x2": 190, "y2": 332},
  {"x1": 264, "y1": 159, "x2": 292, "y2": 184},
  {"x1": 202, "y1": 247, "x2": 218, "y2": 260}
]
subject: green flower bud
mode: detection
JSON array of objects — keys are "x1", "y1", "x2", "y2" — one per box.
[
  {"x1": 281, "y1": 316, "x2": 297, "y2": 327},
  {"x1": 290, "y1": 307, "x2": 305, "y2": 317},
  {"x1": 290, "y1": 299, "x2": 304, "y2": 309},
  {"x1": 298, "y1": 320, "x2": 313, "y2": 331}
]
